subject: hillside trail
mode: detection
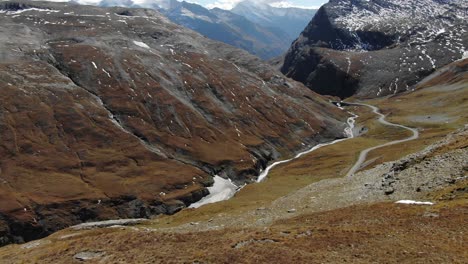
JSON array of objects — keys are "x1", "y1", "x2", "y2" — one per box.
[
  {"x1": 192, "y1": 101, "x2": 419, "y2": 207},
  {"x1": 345, "y1": 102, "x2": 419, "y2": 178}
]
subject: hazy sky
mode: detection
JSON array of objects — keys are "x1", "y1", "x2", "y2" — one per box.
[
  {"x1": 46, "y1": 0, "x2": 327, "y2": 10},
  {"x1": 200, "y1": 0, "x2": 327, "y2": 9}
]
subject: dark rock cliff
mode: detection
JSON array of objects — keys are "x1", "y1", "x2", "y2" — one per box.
[{"x1": 282, "y1": 0, "x2": 468, "y2": 98}]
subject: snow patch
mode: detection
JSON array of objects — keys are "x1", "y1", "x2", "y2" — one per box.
[
  {"x1": 336, "y1": 102, "x2": 344, "y2": 110},
  {"x1": 436, "y1": 28, "x2": 446, "y2": 35},
  {"x1": 182, "y1": 62, "x2": 192, "y2": 69},
  {"x1": 133, "y1": 41, "x2": 150, "y2": 49},
  {"x1": 232, "y1": 63, "x2": 241, "y2": 72},
  {"x1": 71, "y1": 219, "x2": 147, "y2": 230},
  {"x1": 395, "y1": 200, "x2": 434, "y2": 205},
  {"x1": 102, "y1": 68, "x2": 111, "y2": 78},
  {"x1": 235, "y1": 126, "x2": 241, "y2": 137},
  {"x1": 346, "y1": 57, "x2": 351, "y2": 74},
  {"x1": 0, "y1": 8, "x2": 59, "y2": 15},
  {"x1": 189, "y1": 176, "x2": 238, "y2": 208},
  {"x1": 21, "y1": 240, "x2": 44, "y2": 249}
]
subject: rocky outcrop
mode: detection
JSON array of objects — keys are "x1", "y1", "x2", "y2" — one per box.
[
  {"x1": 370, "y1": 125, "x2": 468, "y2": 198},
  {"x1": 0, "y1": 1, "x2": 347, "y2": 244},
  {"x1": 281, "y1": 0, "x2": 468, "y2": 98}
]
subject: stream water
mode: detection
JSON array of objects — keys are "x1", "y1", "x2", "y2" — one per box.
[{"x1": 191, "y1": 111, "x2": 358, "y2": 208}]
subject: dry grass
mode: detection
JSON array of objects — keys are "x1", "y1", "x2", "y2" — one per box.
[
  {"x1": 1, "y1": 202, "x2": 466, "y2": 264},
  {"x1": 143, "y1": 80, "x2": 467, "y2": 227},
  {"x1": 148, "y1": 136, "x2": 381, "y2": 228},
  {"x1": 1, "y1": 58, "x2": 466, "y2": 263},
  {"x1": 350, "y1": 80, "x2": 468, "y2": 171}
]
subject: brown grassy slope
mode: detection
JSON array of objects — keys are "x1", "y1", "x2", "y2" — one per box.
[
  {"x1": 1, "y1": 124, "x2": 466, "y2": 263},
  {"x1": 0, "y1": 6, "x2": 466, "y2": 259},
  {"x1": 351, "y1": 59, "x2": 468, "y2": 171},
  {"x1": 147, "y1": 137, "x2": 384, "y2": 228},
  {"x1": 0, "y1": 202, "x2": 466, "y2": 264},
  {"x1": 141, "y1": 62, "x2": 468, "y2": 228},
  {"x1": 0, "y1": 1, "x2": 348, "y2": 244}
]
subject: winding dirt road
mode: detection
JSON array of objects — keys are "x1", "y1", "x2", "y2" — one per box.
[
  {"x1": 193, "y1": 102, "x2": 418, "y2": 206},
  {"x1": 345, "y1": 102, "x2": 419, "y2": 177}
]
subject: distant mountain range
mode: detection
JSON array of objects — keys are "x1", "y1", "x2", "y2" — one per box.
[
  {"x1": 93, "y1": 0, "x2": 317, "y2": 59},
  {"x1": 231, "y1": 0, "x2": 317, "y2": 41},
  {"x1": 157, "y1": 1, "x2": 294, "y2": 60}
]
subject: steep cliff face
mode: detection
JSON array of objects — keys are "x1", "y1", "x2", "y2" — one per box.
[
  {"x1": 0, "y1": 1, "x2": 347, "y2": 244},
  {"x1": 282, "y1": 0, "x2": 468, "y2": 98}
]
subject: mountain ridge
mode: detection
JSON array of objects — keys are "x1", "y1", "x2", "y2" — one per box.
[
  {"x1": 231, "y1": 0, "x2": 317, "y2": 40},
  {"x1": 160, "y1": 1, "x2": 292, "y2": 59},
  {"x1": 281, "y1": 0, "x2": 468, "y2": 98},
  {"x1": 76, "y1": 0, "x2": 315, "y2": 59}
]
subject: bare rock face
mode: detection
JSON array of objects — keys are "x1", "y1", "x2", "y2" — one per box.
[
  {"x1": 281, "y1": 0, "x2": 468, "y2": 98},
  {"x1": 0, "y1": 1, "x2": 347, "y2": 244}
]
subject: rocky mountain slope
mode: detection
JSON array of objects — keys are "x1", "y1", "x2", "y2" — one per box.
[
  {"x1": 0, "y1": 58, "x2": 466, "y2": 262},
  {"x1": 0, "y1": 0, "x2": 347, "y2": 245},
  {"x1": 281, "y1": 0, "x2": 468, "y2": 98},
  {"x1": 231, "y1": 0, "x2": 317, "y2": 41}
]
